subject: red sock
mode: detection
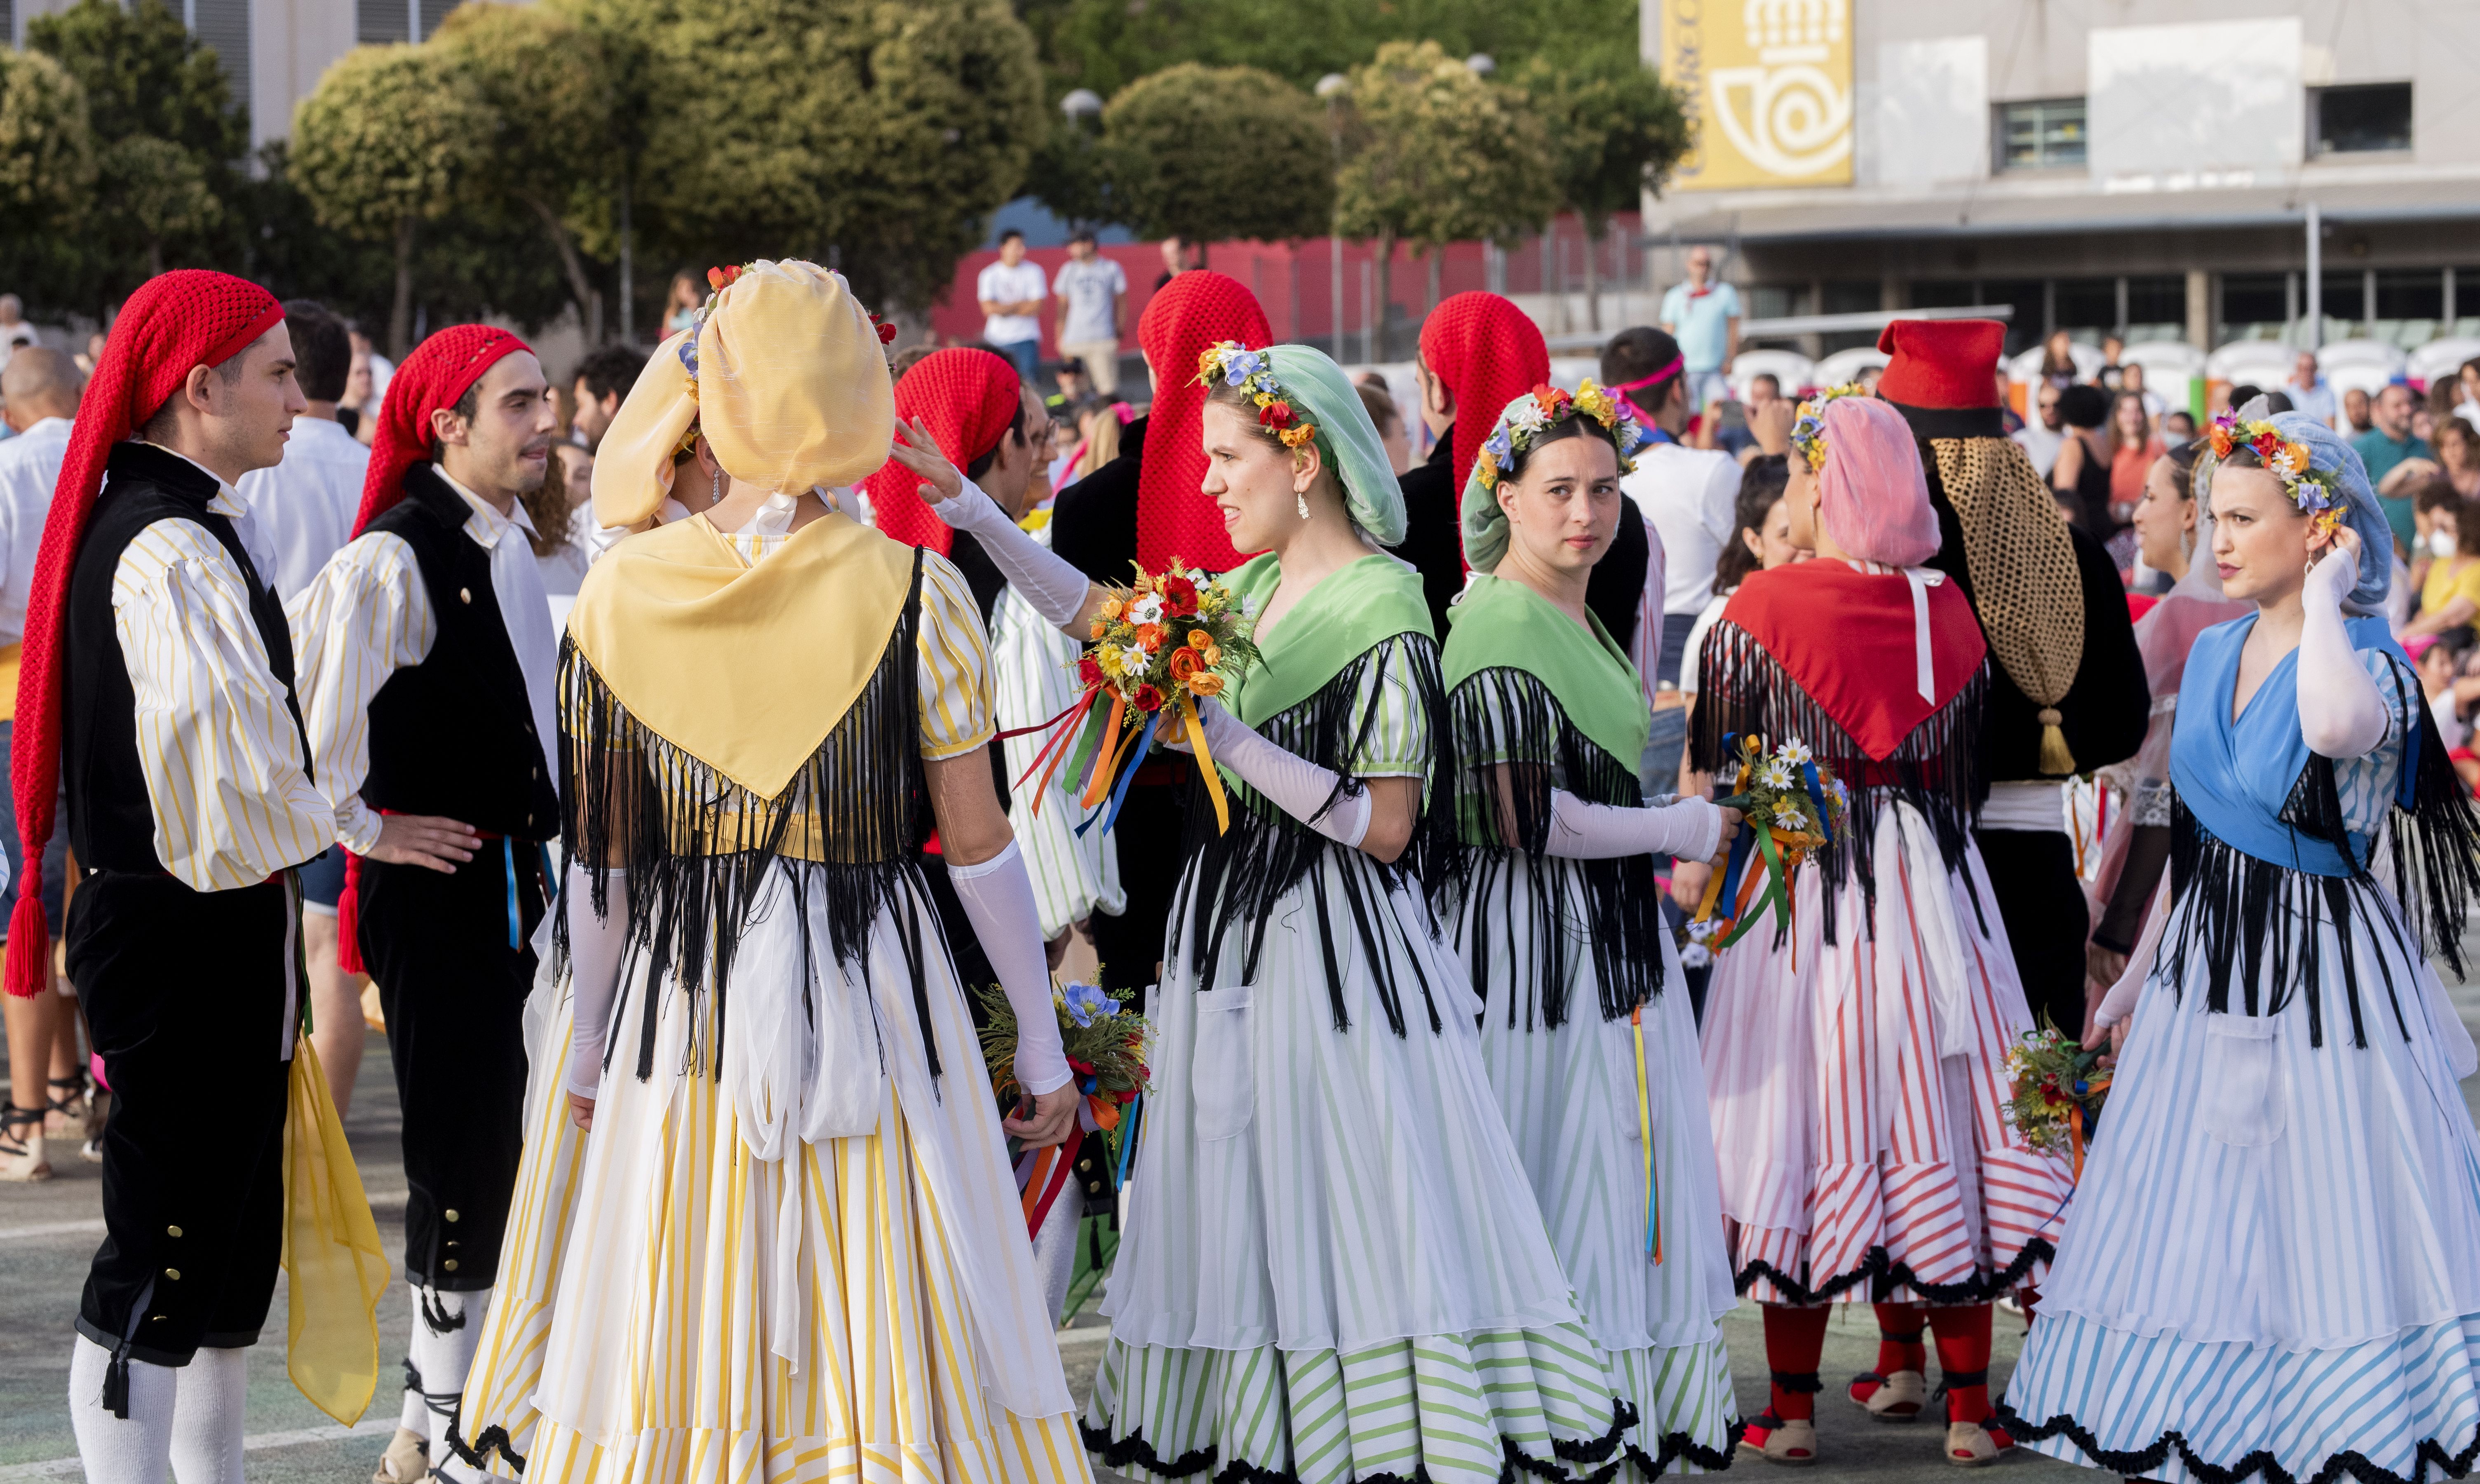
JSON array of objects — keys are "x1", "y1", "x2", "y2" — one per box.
[
  {"x1": 1928, "y1": 1304, "x2": 1996, "y2": 1430},
  {"x1": 1762, "y1": 1304, "x2": 1831, "y2": 1421},
  {"x1": 1872, "y1": 1302, "x2": 1928, "y2": 1376}
]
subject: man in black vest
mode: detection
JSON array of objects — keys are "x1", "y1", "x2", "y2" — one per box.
[
  {"x1": 15, "y1": 272, "x2": 343, "y2": 1480},
  {"x1": 288, "y1": 324, "x2": 560, "y2": 1484}
]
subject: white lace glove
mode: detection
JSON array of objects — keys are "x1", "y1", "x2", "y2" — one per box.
[
  {"x1": 2297, "y1": 528, "x2": 2388, "y2": 759},
  {"x1": 945, "y1": 841, "x2": 1073, "y2": 1095},
  {"x1": 563, "y1": 863, "x2": 629, "y2": 1101},
  {"x1": 1192, "y1": 697, "x2": 1373, "y2": 848},
  {"x1": 1543, "y1": 790, "x2": 1723, "y2": 863},
  {"x1": 937, "y1": 477, "x2": 1097, "y2": 632}
]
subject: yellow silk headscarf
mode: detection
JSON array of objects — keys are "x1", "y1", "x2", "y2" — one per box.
[{"x1": 591, "y1": 260, "x2": 895, "y2": 528}]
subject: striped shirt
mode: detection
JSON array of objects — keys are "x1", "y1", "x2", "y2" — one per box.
[
  {"x1": 990, "y1": 540, "x2": 1124, "y2": 937},
  {"x1": 287, "y1": 467, "x2": 559, "y2": 852},
  {"x1": 109, "y1": 477, "x2": 335, "y2": 890}
]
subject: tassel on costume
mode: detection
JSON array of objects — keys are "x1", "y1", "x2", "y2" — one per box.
[
  {"x1": 419, "y1": 1286, "x2": 465, "y2": 1335},
  {"x1": 4, "y1": 888, "x2": 46, "y2": 997},
  {"x1": 2036, "y1": 707, "x2": 2076, "y2": 776},
  {"x1": 335, "y1": 851, "x2": 365, "y2": 975}
]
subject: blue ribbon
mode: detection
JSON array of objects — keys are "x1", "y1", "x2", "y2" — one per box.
[
  {"x1": 1075, "y1": 727, "x2": 1153, "y2": 840},
  {"x1": 1714, "y1": 817, "x2": 1754, "y2": 920},
  {"x1": 1114, "y1": 1091, "x2": 1142, "y2": 1186},
  {"x1": 503, "y1": 838, "x2": 520, "y2": 949},
  {"x1": 1800, "y1": 760, "x2": 1833, "y2": 848}
]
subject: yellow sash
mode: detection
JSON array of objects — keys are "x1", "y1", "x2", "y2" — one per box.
[
  {"x1": 0, "y1": 641, "x2": 22, "y2": 721},
  {"x1": 282, "y1": 1036, "x2": 390, "y2": 1423}
]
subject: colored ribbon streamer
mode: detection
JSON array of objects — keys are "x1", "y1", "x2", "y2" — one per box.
[
  {"x1": 1080, "y1": 695, "x2": 1134, "y2": 811},
  {"x1": 1114, "y1": 1090, "x2": 1143, "y2": 1187},
  {"x1": 1177, "y1": 692, "x2": 1231, "y2": 835},
  {"x1": 1632, "y1": 1007, "x2": 1662, "y2": 1265}
]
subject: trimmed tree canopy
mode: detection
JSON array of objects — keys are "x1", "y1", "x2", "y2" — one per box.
[{"x1": 1099, "y1": 63, "x2": 1332, "y2": 246}]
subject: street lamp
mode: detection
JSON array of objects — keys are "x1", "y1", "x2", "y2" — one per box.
[
  {"x1": 1061, "y1": 89, "x2": 1102, "y2": 123},
  {"x1": 1316, "y1": 74, "x2": 1349, "y2": 363},
  {"x1": 1465, "y1": 53, "x2": 1496, "y2": 78}
]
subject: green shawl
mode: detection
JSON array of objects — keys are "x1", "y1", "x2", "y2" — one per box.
[
  {"x1": 1442, "y1": 573, "x2": 1649, "y2": 772},
  {"x1": 1222, "y1": 551, "x2": 1433, "y2": 726}
]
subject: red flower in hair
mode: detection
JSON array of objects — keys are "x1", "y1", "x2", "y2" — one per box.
[
  {"x1": 1132, "y1": 684, "x2": 1164, "y2": 713},
  {"x1": 1160, "y1": 574, "x2": 1198, "y2": 616},
  {"x1": 869, "y1": 312, "x2": 897, "y2": 345},
  {"x1": 1259, "y1": 400, "x2": 1294, "y2": 430},
  {"x1": 707, "y1": 264, "x2": 744, "y2": 292}
]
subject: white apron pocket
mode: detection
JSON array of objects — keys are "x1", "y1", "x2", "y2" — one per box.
[
  {"x1": 1192, "y1": 983, "x2": 1256, "y2": 1141},
  {"x1": 2202, "y1": 1014, "x2": 2285, "y2": 1147}
]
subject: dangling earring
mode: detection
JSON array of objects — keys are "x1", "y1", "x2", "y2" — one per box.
[
  {"x1": 711, "y1": 466, "x2": 723, "y2": 509},
  {"x1": 1296, "y1": 487, "x2": 1310, "y2": 520}
]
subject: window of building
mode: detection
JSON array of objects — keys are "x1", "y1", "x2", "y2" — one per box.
[
  {"x1": 2219, "y1": 273, "x2": 2289, "y2": 344},
  {"x1": 2053, "y1": 279, "x2": 2117, "y2": 334},
  {"x1": 2310, "y1": 83, "x2": 2412, "y2": 156},
  {"x1": 1998, "y1": 98, "x2": 2086, "y2": 171},
  {"x1": 1906, "y1": 281, "x2": 1978, "y2": 311},
  {"x1": 2318, "y1": 272, "x2": 2365, "y2": 325}
]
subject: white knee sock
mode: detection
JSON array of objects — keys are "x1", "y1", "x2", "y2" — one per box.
[
  {"x1": 68, "y1": 1333, "x2": 176, "y2": 1484},
  {"x1": 407, "y1": 1286, "x2": 492, "y2": 1482},
  {"x1": 168, "y1": 1345, "x2": 248, "y2": 1484}
]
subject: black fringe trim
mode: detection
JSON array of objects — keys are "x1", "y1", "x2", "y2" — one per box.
[
  {"x1": 1170, "y1": 634, "x2": 1452, "y2": 1038},
  {"x1": 444, "y1": 1410, "x2": 526, "y2": 1476},
  {"x1": 557, "y1": 549, "x2": 937, "y2": 1082},
  {"x1": 1078, "y1": 1397, "x2": 1642, "y2": 1484},
  {"x1": 1628, "y1": 1425, "x2": 1747, "y2": 1475},
  {"x1": 1993, "y1": 1403, "x2": 2480, "y2": 1484},
  {"x1": 1731, "y1": 1237, "x2": 2055, "y2": 1307},
  {"x1": 1445, "y1": 667, "x2": 1666, "y2": 1027},
  {"x1": 1689, "y1": 621, "x2": 1987, "y2": 947}
]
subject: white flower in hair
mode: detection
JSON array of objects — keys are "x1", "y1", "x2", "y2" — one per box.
[{"x1": 1508, "y1": 400, "x2": 1550, "y2": 436}]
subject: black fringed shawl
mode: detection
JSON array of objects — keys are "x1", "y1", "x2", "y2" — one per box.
[
  {"x1": 557, "y1": 551, "x2": 936, "y2": 1082},
  {"x1": 2163, "y1": 629, "x2": 2480, "y2": 1049},
  {"x1": 1446, "y1": 667, "x2": 1667, "y2": 1028},
  {"x1": 1166, "y1": 630, "x2": 1456, "y2": 1039}
]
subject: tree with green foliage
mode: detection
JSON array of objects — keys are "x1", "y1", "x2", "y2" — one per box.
[
  {"x1": 1097, "y1": 64, "x2": 1330, "y2": 251},
  {"x1": 1333, "y1": 41, "x2": 1556, "y2": 357},
  {"x1": 0, "y1": 50, "x2": 97, "y2": 263},
  {"x1": 1515, "y1": 52, "x2": 1687, "y2": 330},
  {"x1": 431, "y1": 3, "x2": 619, "y2": 340},
  {"x1": 26, "y1": 0, "x2": 247, "y2": 306},
  {"x1": 629, "y1": 0, "x2": 1045, "y2": 316},
  {"x1": 291, "y1": 45, "x2": 493, "y2": 357}
]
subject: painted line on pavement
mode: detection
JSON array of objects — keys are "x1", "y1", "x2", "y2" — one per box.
[{"x1": 0, "y1": 1418, "x2": 395, "y2": 1478}]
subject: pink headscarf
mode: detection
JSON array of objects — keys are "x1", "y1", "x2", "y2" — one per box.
[{"x1": 1815, "y1": 395, "x2": 1940, "y2": 568}]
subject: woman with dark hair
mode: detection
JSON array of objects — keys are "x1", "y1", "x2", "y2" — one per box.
[
  {"x1": 2105, "y1": 391, "x2": 2164, "y2": 537},
  {"x1": 2403, "y1": 478, "x2": 2480, "y2": 641},
  {"x1": 2039, "y1": 330, "x2": 2080, "y2": 390},
  {"x1": 1438, "y1": 383, "x2": 1743, "y2": 1478},
  {"x1": 2050, "y1": 384, "x2": 2118, "y2": 548}
]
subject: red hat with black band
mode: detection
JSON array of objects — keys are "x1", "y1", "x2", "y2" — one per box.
[
  {"x1": 7, "y1": 269, "x2": 287, "y2": 997},
  {"x1": 1876, "y1": 318, "x2": 2010, "y2": 439}
]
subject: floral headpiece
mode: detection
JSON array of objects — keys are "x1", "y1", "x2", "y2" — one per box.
[
  {"x1": 1787, "y1": 383, "x2": 1869, "y2": 472},
  {"x1": 2206, "y1": 410, "x2": 2345, "y2": 538},
  {"x1": 1197, "y1": 341, "x2": 1318, "y2": 450},
  {"x1": 1474, "y1": 379, "x2": 1651, "y2": 492},
  {"x1": 676, "y1": 263, "x2": 896, "y2": 398}
]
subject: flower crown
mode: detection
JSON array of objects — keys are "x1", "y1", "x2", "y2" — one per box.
[
  {"x1": 1475, "y1": 379, "x2": 1651, "y2": 492},
  {"x1": 675, "y1": 262, "x2": 897, "y2": 398},
  {"x1": 2206, "y1": 411, "x2": 2346, "y2": 538},
  {"x1": 1787, "y1": 383, "x2": 1869, "y2": 472},
  {"x1": 1196, "y1": 342, "x2": 1318, "y2": 450}
]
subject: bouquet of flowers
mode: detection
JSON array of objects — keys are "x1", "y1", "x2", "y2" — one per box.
[
  {"x1": 1006, "y1": 563, "x2": 1259, "y2": 836},
  {"x1": 1692, "y1": 734, "x2": 1849, "y2": 958},
  {"x1": 977, "y1": 980, "x2": 1155, "y2": 1235},
  {"x1": 2003, "y1": 1024, "x2": 2113, "y2": 1179}
]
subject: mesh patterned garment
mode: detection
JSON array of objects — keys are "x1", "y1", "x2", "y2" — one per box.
[
  {"x1": 1132, "y1": 271, "x2": 1269, "y2": 572},
  {"x1": 355, "y1": 324, "x2": 532, "y2": 533},
  {"x1": 1928, "y1": 436, "x2": 2085, "y2": 772},
  {"x1": 1419, "y1": 291, "x2": 1550, "y2": 495},
  {"x1": 860, "y1": 347, "x2": 1025, "y2": 555}
]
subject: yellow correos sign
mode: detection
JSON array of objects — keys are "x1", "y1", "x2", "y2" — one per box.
[{"x1": 1663, "y1": 0, "x2": 1854, "y2": 190}]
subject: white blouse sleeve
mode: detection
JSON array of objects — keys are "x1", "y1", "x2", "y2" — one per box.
[
  {"x1": 284, "y1": 532, "x2": 437, "y2": 855},
  {"x1": 111, "y1": 519, "x2": 337, "y2": 890}
]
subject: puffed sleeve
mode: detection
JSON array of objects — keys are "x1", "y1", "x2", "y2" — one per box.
[
  {"x1": 915, "y1": 549, "x2": 996, "y2": 760},
  {"x1": 285, "y1": 532, "x2": 436, "y2": 854}
]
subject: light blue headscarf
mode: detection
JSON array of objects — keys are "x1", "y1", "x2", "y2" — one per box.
[
  {"x1": 1260, "y1": 345, "x2": 1407, "y2": 546},
  {"x1": 2203, "y1": 403, "x2": 2391, "y2": 610}
]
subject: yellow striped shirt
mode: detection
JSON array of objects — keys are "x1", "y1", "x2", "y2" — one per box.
[{"x1": 110, "y1": 488, "x2": 335, "y2": 890}]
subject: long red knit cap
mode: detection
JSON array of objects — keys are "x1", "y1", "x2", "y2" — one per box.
[
  {"x1": 355, "y1": 324, "x2": 531, "y2": 535},
  {"x1": 1420, "y1": 291, "x2": 1551, "y2": 495},
  {"x1": 861, "y1": 348, "x2": 1026, "y2": 555},
  {"x1": 1135, "y1": 271, "x2": 1271, "y2": 573},
  {"x1": 7, "y1": 269, "x2": 286, "y2": 996}
]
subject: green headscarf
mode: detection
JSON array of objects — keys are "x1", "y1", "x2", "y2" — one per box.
[{"x1": 1249, "y1": 344, "x2": 1407, "y2": 546}]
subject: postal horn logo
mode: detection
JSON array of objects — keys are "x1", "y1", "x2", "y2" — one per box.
[{"x1": 1705, "y1": 0, "x2": 1852, "y2": 181}]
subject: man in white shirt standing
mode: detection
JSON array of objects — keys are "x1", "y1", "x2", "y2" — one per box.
[
  {"x1": 2285, "y1": 349, "x2": 2339, "y2": 428},
  {"x1": 234, "y1": 300, "x2": 373, "y2": 1118},
  {"x1": 2011, "y1": 381, "x2": 2066, "y2": 478},
  {"x1": 1604, "y1": 326, "x2": 1740, "y2": 792},
  {"x1": 1052, "y1": 230, "x2": 1127, "y2": 396},
  {"x1": 977, "y1": 230, "x2": 1047, "y2": 383},
  {"x1": 0, "y1": 347, "x2": 79, "y2": 1182},
  {"x1": 1657, "y1": 246, "x2": 1742, "y2": 418}
]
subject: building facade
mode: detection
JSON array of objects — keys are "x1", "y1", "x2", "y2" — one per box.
[{"x1": 1640, "y1": 0, "x2": 2480, "y2": 358}]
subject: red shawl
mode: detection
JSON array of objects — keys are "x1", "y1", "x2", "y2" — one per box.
[{"x1": 1717, "y1": 561, "x2": 1987, "y2": 761}]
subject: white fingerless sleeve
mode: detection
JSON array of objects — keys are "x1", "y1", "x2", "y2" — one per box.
[
  {"x1": 939, "y1": 478, "x2": 1097, "y2": 632},
  {"x1": 1196, "y1": 701, "x2": 1372, "y2": 848},
  {"x1": 563, "y1": 864, "x2": 630, "y2": 1101},
  {"x1": 2297, "y1": 578, "x2": 2391, "y2": 759},
  {"x1": 945, "y1": 841, "x2": 1073, "y2": 1095},
  {"x1": 1543, "y1": 790, "x2": 1723, "y2": 863}
]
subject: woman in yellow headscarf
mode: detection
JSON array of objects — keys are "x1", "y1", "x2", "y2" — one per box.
[{"x1": 452, "y1": 261, "x2": 1092, "y2": 1484}]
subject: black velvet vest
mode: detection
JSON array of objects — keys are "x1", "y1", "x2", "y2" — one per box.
[
  {"x1": 65, "y1": 443, "x2": 308, "y2": 874},
  {"x1": 359, "y1": 466, "x2": 558, "y2": 842}
]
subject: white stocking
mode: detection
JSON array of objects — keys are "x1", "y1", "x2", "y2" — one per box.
[
  {"x1": 68, "y1": 1333, "x2": 176, "y2": 1484},
  {"x1": 168, "y1": 1344, "x2": 247, "y2": 1484},
  {"x1": 406, "y1": 1286, "x2": 492, "y2": 1482}
]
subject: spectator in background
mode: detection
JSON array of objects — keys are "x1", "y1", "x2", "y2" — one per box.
[
  {"x1": 2343, "y1": 385, "x2": 2373, "y2": 436},
  {"x1": 2107, "y1": 390, "x2": 2163, "y2": 533},
  {"x1": 2457, "y1": 357, "x2": 2480, "y2": 428},
  {"x1": 1657, "y1": 245, "x2": 1740, "y2": 415},
  {"x1": 2403, "y1": 477, "x2": 2480, "y2": 641},
  {"x1": 2121, "y1": 361, "x2": 2166, "y2": 424},
  {"x1": 2038, "y1": 328, "x2": 2079, "y2": 389},
  {"x1": 0, "y1": 295, "x2": 33, "y2": 368},
  {"x1": 2358, "y1": 382, "x2": 2434, "y2": 554},
  {"x1": 2092, "y1": 333, "x2": 2126, "y2": 390},
  {"x1": 665, "y1": 269, "x2": 703, "y2": 332},
  {"x1": 75, "y1": 331, "x2": 105, "y2": 377},
  {"x1": 1997, "y1": 369, "x2": 2025, "y2": 435},
  {"x1": 1052, "y1": 230, "x2": 1127, "y2": 395},
  {"x1": 2163, "y1": 408, "x2": 2197, "y2": 440},
  {"x1": 1049, "y1": 358, "x2": 1091, "y2": 412},
  {"x1": 2435, "y1": 415, "x2": 2480, "y2": 498},
  {"x1": 977, "y1": 229, "x2": 1047, "y2": 381},
  {"x1": 1358, "y1": 380, "x2": 1413, "y2": 475},
  {"x1": 2281, "y1": 349, "x2": 2336, "y2": 425},
  {"x1": 348, "y1": 325, "x2": 393, "y2": 399},
  {"x1": 569, "y1": 342, "x2": 648, "y2": 453},
  {"x1": 1853, "y1": 363, "x2": 1884, "y2": 395},
  {"x1": 1675, "y1": 451, "x2": 1798, "y2": 735},
  {"x1": 2408, "y1": 476, "x2": 2461, "y2": 599},
  {"x1": 0, "y1": 347, "x2": 80, "y2": 1180},
  {"x1": 2013, "y1": 381, "x2": 2066, "y2": 477},
  {"x1": 1156, "y1": 233, "x2": 1188, "y2": 289},
  {"x1": 528, "y1": 441, "x2": 594, "y2": 619},
  {"x1": 2050, "y1": 383, "x2": 2116, "y2": 545}
]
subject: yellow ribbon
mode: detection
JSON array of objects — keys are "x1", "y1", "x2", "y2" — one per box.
[
  {"x1": 1177, "y1": 692, "x2": 1231, "y2": 835},
  {"x1": 282, "y1": 1037, "x2": 389, "y2": 1424},
  {"x1": 1081, "y1": 695, "x2": 1132, "y2": 810},
  {"x1": 1632, "y1": 1007, "x2": 1662, "y2": 1265}
]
